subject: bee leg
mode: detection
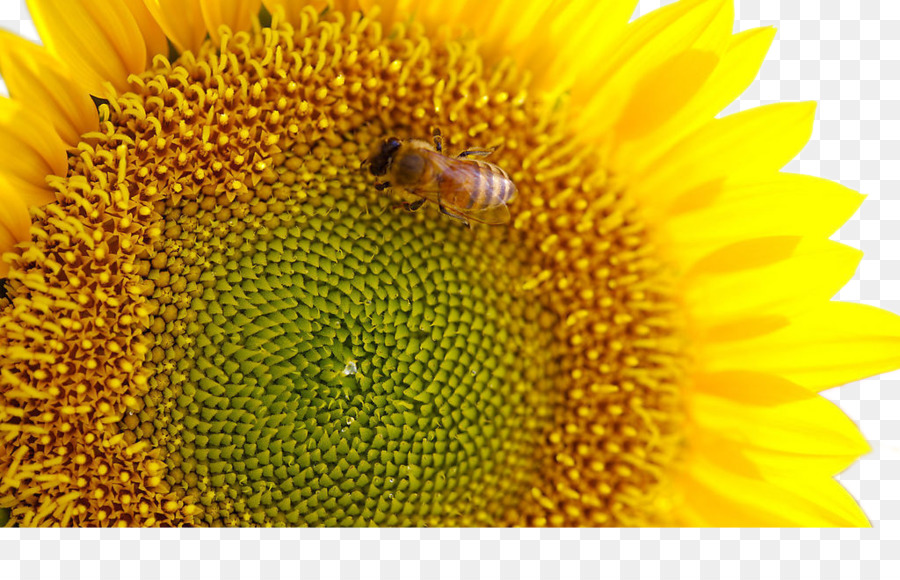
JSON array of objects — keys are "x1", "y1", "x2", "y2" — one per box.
[
  {"x1": 393, "y1": 198, "x2": 427, "y2": 212},
  {"x1": 374, "y1": 181, "x2": 391, "y2": 191},
  {"x1": 432, "y1": 128, "x2": 443, "y2": 153},
  {"x1": 438, "y1": 204, "x2": 471, "y2": 228},
  {"x1": 406, "y1": 198, "x2": 427, "y2": 211},
  {"x1": 457, "y1": 148, "x2": 494, "y2": 159},
  {"x1": 435, "y1": 191, "x2": 469, "y2": 227}
]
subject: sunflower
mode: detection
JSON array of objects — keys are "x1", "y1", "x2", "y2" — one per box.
[{"x1": 0, "y1": 0, "x2": 896, "y2": 528}]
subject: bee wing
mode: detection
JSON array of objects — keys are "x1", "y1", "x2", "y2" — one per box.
[
  {"x1": 408, "y1": 180, "x2": 512, "y2": 225},
  {"x1": 461, "y1": 202, "x2": 511, "y2": 225},
  {"x1": 410, "y1": 152, "x2": 514, "y2": 225}
]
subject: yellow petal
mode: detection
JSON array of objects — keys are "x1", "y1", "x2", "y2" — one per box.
[
  {"x1": 0, "y1": 187, "x2": 30, "y2": 242},
  {"x1": 631, "y1": 101, "x2": 817, "y2": 215},
  {"x1": 616, "y1": 26, "x2": 776, "y2": 169},
  {"x1": 0, "y1": 99, "x2": 66, "y2": 208},
  {"x1": 678, "y1": 455, "x2": 869, "y2": 526},
  {"x1": 664, "y1": 174, "x2": 863, "y2": 269},
  {"x1": 449, "y1": 0, "x2": 638, "y2": 95},
  {"x1": 702, "y1": 302, "x2": 900, "y2": 392},
  {"x1": 0, "y1": 180, "x2": 31, "y2": 274},
  {"x1": 527, "y1": 0, "x2": 639, "y2": 94},
  {"x1": 262, "y1": 0, "x2": 308, "y2": 18},
  {"x1": 684, "y1": 235, "x2": 800, "y2": 276},
  {"x1": 27, "y1": 0, "x2": 147, "y2": 96},
  {"x1": 690, "y1": 382, "x2": 870, "y2": 478},
  {"x1": 0, "y1": 31, "x2": 98, "y2": 145},
  {"x1": 446, "y1": 1, "x2": 560, "y2": 73},
  {"x1": 142, "y1": 0, "x2": 207, "y2": 55},
  {"x1": 574, "y1": 0, "x2": 734, "y2": 142},
  {"x1": 263, "y1": 0, "x2": 372, "y2": 21},
  {"x1": 366, "y1": 0, "x2": 541, "y2": 56},
  {"x1": 685, "y1": 238, "x2": 862, "y2": 331},
  {"x1": 200, "y1": 0, "x2": 262, "y2": 43},
  {"x1": 691, "y1": 370, "x2": 817, "y2": 406},
  {"x1": 369, "y1": 0, "x2": 634, "y2": 93},
  {"x1": 612, "y1": 48, "x2": 720, "y2": 141},
  {"x1": 121, "y1": 0, "x2": 170, "y2": 65},
  {"x1": 0, "y1": 235, "x2": 16, "y2": 277}
]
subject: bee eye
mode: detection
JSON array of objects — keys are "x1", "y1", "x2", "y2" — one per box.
[{"x1": 384, "y1": 138, "x2": 402, "y2": 157}]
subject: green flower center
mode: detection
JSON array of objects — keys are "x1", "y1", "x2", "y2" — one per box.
[{"x1": 141, "y1": 160, "x2": 559, "y2": 525}]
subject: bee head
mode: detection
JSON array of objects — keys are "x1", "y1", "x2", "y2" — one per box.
[{"x1": 367, "y1": 137, "x2": 403, "y2": 177}]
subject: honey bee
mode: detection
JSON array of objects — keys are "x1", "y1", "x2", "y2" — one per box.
[{"x1": 366, "y1": 128, "x2": 517, "y2": 226}]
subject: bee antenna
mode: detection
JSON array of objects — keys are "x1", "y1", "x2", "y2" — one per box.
[{"x1": 431, "y1": 127, "x2": 443, "y2": 153}]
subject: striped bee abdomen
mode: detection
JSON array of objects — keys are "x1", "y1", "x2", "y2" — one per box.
[{"x1": 465, "y1": 160, "x2": 517, "y2": 209}]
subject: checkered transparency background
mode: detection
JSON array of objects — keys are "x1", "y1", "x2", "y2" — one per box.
[{"x1": 0, "y1": 0, "x2": 897, "y2": 578}]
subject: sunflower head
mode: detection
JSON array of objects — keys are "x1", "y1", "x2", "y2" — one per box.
[{"x1": 0, "y1": 0, "x2": 894, "y2": 527}]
